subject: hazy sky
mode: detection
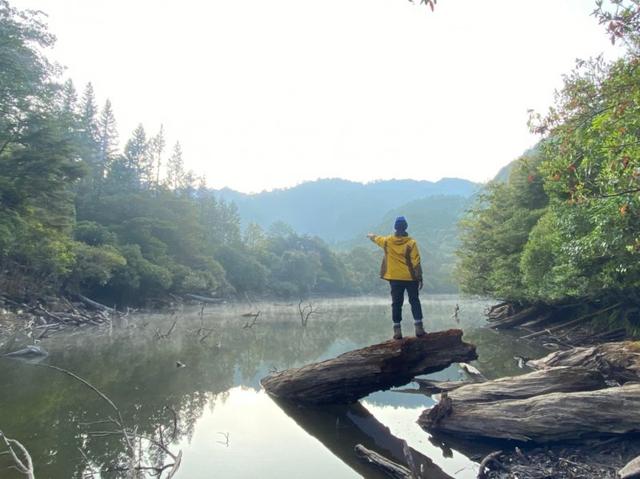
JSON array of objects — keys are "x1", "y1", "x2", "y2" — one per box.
[{"x1": 14, "y1": 0, "x2": 619, "y2": 192}]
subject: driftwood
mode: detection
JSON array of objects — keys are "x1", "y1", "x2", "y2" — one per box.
[
  {"x1": 413, "y1": 378, "x2": 472, "y2": 395},
  {"x1": 261, "y1": 329, "x2": 477, "y2": 404},
  {"x1": 521, "y1": 303, "x2": 623, "y2": 340},
  {"x1": 354, "y1": 445, "x2": 412, "y2": 479},
  {"x1": 419, "y1": 382, "x2": 640, "y2": 442},
  {"x1": 620, "y1": 454, "x2": 640, "y2": 479},
  {"x1": 477, "y1": 450, "x2": 503, "y2": 479},
  {"x1": 528, "y1": 341, "x2": 640, "y2": 383},
  {"x1": 76, "y1": 293, "x2": 115, "y2": 312},
  {"x1": 488, "y1": 306, "x2": 543, "y2": 329},
  {"x1": 273, "y1": 399, "x2": 453, "y2": 479},
  {"x1": 446, "y1": 366, "x2": 607, "y2": 403}
]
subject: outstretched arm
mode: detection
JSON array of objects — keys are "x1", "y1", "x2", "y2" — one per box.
[{"x1": 367, "y1": 233, "x2": 386, "y2": 248}]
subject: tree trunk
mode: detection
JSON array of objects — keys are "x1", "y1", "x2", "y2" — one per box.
[
  {"x1": 446, "y1": 366, "x2": 607, "y2": 403},
  {"x1": 261, "y1": 329, "x2": 477, "y2": 405},
  {"x1": 528, "y1": 341, "x2": 640, "y2": 383},
  {"x1": 487, "y1": 305, "x2": 544, "y2": 329},
  {"x1": 419, "y1": 383, "x2": 640, "y2": 442},
  {"x1": 620, "y1": 454, "x2": 640, "y2": 479},
  {"x1": 354, "y1": 445, "x2": 413, "y2": 479}
]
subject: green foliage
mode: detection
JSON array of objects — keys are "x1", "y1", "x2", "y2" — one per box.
[
  {"x1": 458, "y1": 2, "x2": 640, "y2": 316},
  {"x1": 0, "y1": 0, "x2": 477, "y2": 304},
  {"x1": 456, "y1": 152, "x2": 548, "y2": 301}
]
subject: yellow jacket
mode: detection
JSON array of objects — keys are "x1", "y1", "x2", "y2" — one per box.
[{"x1": 371, "y1": 234, "x2": 423, "y2": 281}]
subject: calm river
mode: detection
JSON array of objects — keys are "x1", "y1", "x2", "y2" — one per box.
[{"x1": 0, "y1": 295, "x2": 547, "y2": 478}]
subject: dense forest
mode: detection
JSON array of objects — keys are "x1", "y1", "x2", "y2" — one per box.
[
  {"x1": 457, "y1": 0, "x2": 640, "y2": 332},
  {"x1": 0, "y1": 0, "x2": 468, "y2": 306}
]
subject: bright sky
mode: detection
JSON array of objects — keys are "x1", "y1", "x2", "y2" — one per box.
[{"x1": 14, "y1": 0, "x2": 619, "y2": 193}]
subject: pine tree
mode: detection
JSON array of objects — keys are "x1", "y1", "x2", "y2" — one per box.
[
  {"x1": 80, "y1": 83, "x2": 99, "y2": 143},
  {"x1": 124, "y1": 124, "x2": 153, "y2": 186},
  {"x1": 166, "y1": 141, "x2": 185, "y2": 190},
  {"x1": 97, "y1": 99, "x2": 119, "y2": 179},
  {"x1": 150, "y1": 125, "x2": 165, "y2": 188},
  {"x1": 78, "y1": 83, "x2": 101, "y2": 191},
  {"x1": 61, "y1": 79, "x2": 78, "y2": 116}
]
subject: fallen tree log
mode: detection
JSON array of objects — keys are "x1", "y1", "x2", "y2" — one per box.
[
  {"x1": 528, "y1": 341, "x2": 640, "y2": 383},
  {"x1": 75, "y1": 294, "x2": 114, "y2": 313},
  {"x1": 261, "y1": 329, "x2": 477, "y2": 405},
  {"x1": 446, "y1": 366, "x2": 607, "y2": 403},
  {"x1": 413, "y1": 378, "x2": 472, "y2": 395},
  {"x1": 488, "y1": 306, "x2": 544, "y2": 329},
  {"x1": 419, "y1": 383, "x2": 640, "y2": 442},
  {"x1": 620, "y1": 454, "x2": 640, "y2": 479},
  {"x1": 354, "y1": 445, "x2": 412, "y2": 479}
]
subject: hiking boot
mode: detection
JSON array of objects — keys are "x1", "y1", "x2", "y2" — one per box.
[
  {"x1": 393, "y1": 324, "x2": 403, "y2": 340},
  {"x1": 414, "y1": 321, "x2": 426, "y2": 337}
]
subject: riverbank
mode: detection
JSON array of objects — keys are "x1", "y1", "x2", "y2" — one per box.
[{"x1": 481, "y1": 437, "x2": 640, "y2": 479}]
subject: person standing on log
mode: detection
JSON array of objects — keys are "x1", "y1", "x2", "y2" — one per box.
[{"x1": 367, "y1": 216, "x2": 425, "y2": 340}]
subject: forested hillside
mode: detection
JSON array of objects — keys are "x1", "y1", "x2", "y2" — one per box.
[
  {"x1": 0, "y1": 1, "x2": 472, "y2": 305},
  {"x1": 0, "y1": 2, "x2": 343, "y2": 303},
  {"x1": 457, "y1": 1, "x2": 640, "y2": 332},
  {"x1": 216, "y1": 178, "x2": 478, "y2": 241}
]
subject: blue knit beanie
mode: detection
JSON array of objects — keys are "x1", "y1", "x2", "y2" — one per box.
[{"x1": 394, "y1": 216, "x2": 408, "y2": 231}]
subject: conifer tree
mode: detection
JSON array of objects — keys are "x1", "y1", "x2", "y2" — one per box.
[
  {"x1": 97, "y1": 99, "x2": 119, "y2": 179},
  {"x1": 150, "y1": 125, "x2": 165, "y2": 188},
  {"x1": 166, "y1": 141, "x2": 185, "y2": 190},
  {"x1": 124, "y1": 123, "x2": 152, "y2": 186}
]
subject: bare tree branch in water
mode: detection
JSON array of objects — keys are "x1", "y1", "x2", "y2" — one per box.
[
  {"x1": 242, "y1": 311, "x2": 261, "y2": 329},
  {"x1": 298, "y1": 300, "x2": 320, "y2": 327},
  {"x1": 1, "y1": 358, "x2": 182, "y2": 478},
  {"x1": 0, "y1": 431, "x2": 35, "y2": 479},
  {"x1": 154, "y1": 320, "x2": 177, "y2": 340}
]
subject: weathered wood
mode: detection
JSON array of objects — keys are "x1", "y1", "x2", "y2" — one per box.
[
  {"x1": 354, "y1": 445, "x2": 412, "y2": 479},
  {"x1": 419, "y1": 383, "x2": 640, "y2": 442},
  {"x1": 521, "y1": 303, "x2": 622, "y2": 339},
  {"x1": 529, "y1": 341, "x2": 640, "y2": 383},
  {"x1": 75, "y1": 293, "x2": 115, "y2": 312},
  {"x1": 447, "y1": 366, "x2": 607, "y2": 403},
  {"x1": 620, "y1": 454, "x2": 640, "y2": 479},
  {"x1": 488, "y1": 306, "x2": 543, "y2": 329},
  {"x1": 414, "y1": 378, "x2": 472, "y2": 395},
  {"x1": 477, "y1": 450, "x2": 503, "y2": 479},
  {"x1": 261, "y1": 329, "x2": 477, "y2": 404}
]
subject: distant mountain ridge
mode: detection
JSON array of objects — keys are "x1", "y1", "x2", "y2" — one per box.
[{"x1": 214, "y1": 177, "x2": 481, "y2": 241}]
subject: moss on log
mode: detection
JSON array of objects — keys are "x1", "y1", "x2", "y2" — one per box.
[{"x1": 261, "y1": 329, "x2": 477, "y2": 405}]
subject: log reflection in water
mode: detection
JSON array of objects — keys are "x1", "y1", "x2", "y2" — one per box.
[{"x1": 273, "y1": 398, "x2": 453, "y2": 479}]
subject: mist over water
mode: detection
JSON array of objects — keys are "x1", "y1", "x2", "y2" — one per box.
[{"x1": 0, "y1": 296, "x2": 547, "y2": 478}]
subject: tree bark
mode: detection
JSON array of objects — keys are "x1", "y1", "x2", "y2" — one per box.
[
  {"x1": 620, "y1": 454, "x2": 640, "y2": 479},
  {"x1": 354, "y1": 445, "x2": 413, "y2": 479},
  {"x1": 261, "y1": 329, "x2": 477, "y2": 405},
  {"x1": 446, "y1": 366, "x2": 607, "y2": 403},
  {"x1": 528, "y1": 341, "x2": 640, "y2": 383},
  {"x1": 487, "y1": 305, "x2": 544, "y2": 329},
  {"x1": 419, "y1": 383, "x2": 640, "y2": 442}
]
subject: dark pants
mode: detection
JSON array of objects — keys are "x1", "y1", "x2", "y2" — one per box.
[{"x1": 389, "y1": 280, "x2": 423, "y2": 324}]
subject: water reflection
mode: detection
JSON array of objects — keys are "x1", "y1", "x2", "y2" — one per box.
[
  {"x1": 0, "y1": 296, "x2": 547, "y2": 478},
  {"x1": 274, "y1": 398, "x2": 453, "y2": 479}
]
